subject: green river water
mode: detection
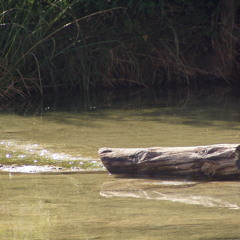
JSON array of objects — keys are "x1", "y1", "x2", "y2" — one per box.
[{"x1": 0, "y1": 90, "x2": 240, "y2": 239}]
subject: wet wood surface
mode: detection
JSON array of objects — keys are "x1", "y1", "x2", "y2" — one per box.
[{"x1": 98, "y1": 144, "x2": 240, "y2": 179}]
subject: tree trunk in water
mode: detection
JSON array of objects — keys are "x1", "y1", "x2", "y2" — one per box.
[{"x1": 98, "y1": 144, "x2": 240, "y2": 180}]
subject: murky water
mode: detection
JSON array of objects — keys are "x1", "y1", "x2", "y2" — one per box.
[
  {"x1": 1, "y1": 173, "x2": 240, "y2": 240},
  {"x1": 0, "y1": 90, "x2": 240, "y2": 239}
]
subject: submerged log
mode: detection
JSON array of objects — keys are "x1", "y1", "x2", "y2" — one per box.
[{"x1": 98, "y1": 144, "x2": 240, "y2": 179}]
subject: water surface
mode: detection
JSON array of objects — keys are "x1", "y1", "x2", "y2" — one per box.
[
  {"x1": 1, "y1": 173, "x2": 240, "y2": 240},
  {"x1": 0, "y1": 90, "x2": 240, "y2": 239},
  {"x1": 0, "y1": 90, "x2": 239, "y2": 170}
]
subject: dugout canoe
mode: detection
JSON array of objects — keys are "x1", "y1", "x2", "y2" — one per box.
[{"x1": 98, "y1": 144, "x2": 240, "y2": 179}]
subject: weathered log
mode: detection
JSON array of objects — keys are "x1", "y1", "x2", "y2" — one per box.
[{"x1": 98, "y1": 144, "x2": 240, "y2": 179}]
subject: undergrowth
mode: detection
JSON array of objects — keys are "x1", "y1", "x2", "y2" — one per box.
[{"x1": 0, "y1": 0, "x2": 239, "y2": 101}]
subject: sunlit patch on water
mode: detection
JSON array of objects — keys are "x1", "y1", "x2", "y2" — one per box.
[
  {"x1": 100, "y1": 179, "x2": 240, "y2": 210},
  {"x1": 0, "y1": 140, "x2": 90, "y2": 161},
  {"x1": 101, "y1": 190, "x2": 239, "y2": 210},
  {"x1": 1, "y1": 165, "x2": 63, "y2": 173},
  {"x1": 144, "y1": 181, "x2": 197, "y2": 186},
  {"x1": 0, "y1": 140, "x2": 104, "y2": 171},
  {"x1": 149, "y1": 192, "x2": 239, "y2": 209}
]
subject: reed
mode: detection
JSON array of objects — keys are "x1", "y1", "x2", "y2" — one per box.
[
  {"x1": 0, "y1": 0, "x2": 239, "y2": 101},
  {"x1": 0, "y1": 1, "x2": 129, "y2": 100}
]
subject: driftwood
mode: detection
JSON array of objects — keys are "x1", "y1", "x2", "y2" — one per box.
[{"x1": 98, "y1": 144, "x2": 240, "y2": 179}]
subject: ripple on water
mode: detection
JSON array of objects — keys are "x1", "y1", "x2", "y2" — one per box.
[
  {"x1": 0, "y1": 140, "x2": 104, "y2": 171},
  {"x1": 100, "y1": 179, "x2": 240, "y2": 210}
]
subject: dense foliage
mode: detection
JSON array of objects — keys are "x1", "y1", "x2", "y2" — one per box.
[{"x1": 0, "y1": 0, "x2": 239, "y2": 100}]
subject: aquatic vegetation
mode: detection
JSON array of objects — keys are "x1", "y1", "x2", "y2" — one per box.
[{"x1": 0, "y1": 140, "x2": 104, "y2": 171}]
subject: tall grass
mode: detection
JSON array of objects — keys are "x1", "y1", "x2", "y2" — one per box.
[
  {"x1": 0, "y1": 1, "x2": 131, "y2": 100},
  {"x1": 0, "y1": 0, "x2": 239, "y2": 101},
  {"x1": 0, "y1": 0, "x2": 191, "y2": 100}
]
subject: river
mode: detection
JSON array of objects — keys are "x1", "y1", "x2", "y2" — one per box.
[{"x1": 0, "y1": 89, "x2": 239, "y2": 239}]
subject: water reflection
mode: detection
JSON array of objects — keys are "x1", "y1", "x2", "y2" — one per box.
[{"x1": 101, "y1": 179, "x2": 240, "y2": 210}]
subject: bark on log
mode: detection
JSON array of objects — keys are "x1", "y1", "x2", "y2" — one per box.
[{"x1": 98, "y1": 144, "x2": 240, "y2": 179}]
